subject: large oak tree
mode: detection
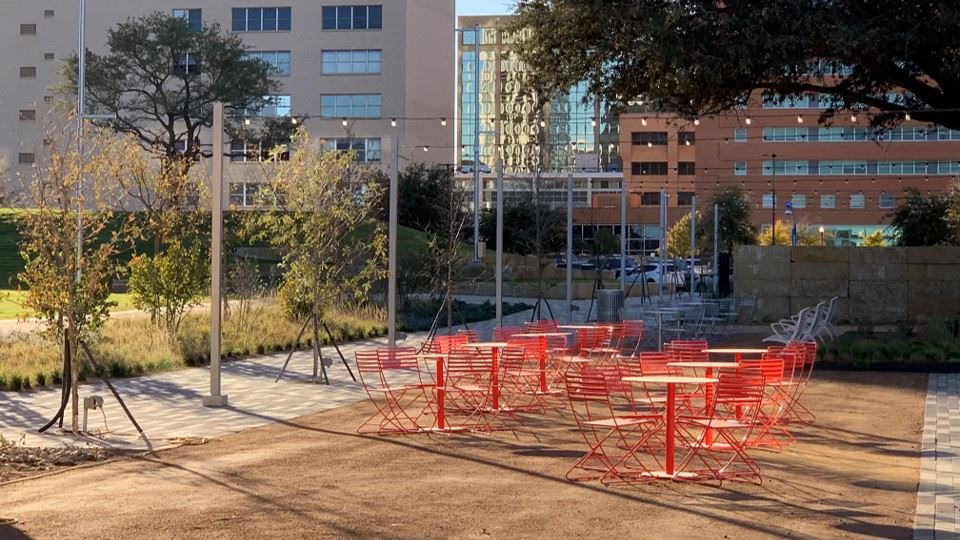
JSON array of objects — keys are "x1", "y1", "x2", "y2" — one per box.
[{"x1": 514, "y1": 1, "x2": 960, "y2": 129}]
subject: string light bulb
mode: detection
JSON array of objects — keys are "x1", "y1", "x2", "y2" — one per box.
[
  {"x1": 796, "y1": 114, "x2": 803, "y2": 124},
  {"x1": 244, "y1": 118, "x2": 251, "y2": 126},
  {"x1": 591, "y1": 118, "x2": 597, "y2": 127},
  {"x1": 905, "y1": 112, "x2": 912, "y2": 121},
  {"x1": 647, "y1": 141, "x2": 653, "y2": 148},
  {"x1": 745, "y1": 117, "x2": 752, "y2": 125},
  {"x1": 539, "y1": 119, "x2": 546, "y2": 128},
  {"x1": 291, "y1": 117, "x2": 298, "y2": 125},
  {"x1": 693, "y1": 118, "x2": 700, "y2": 126},
  {"x1": 641, "y1": 117, "x2": 648, "y2": 126},
  {"x1": 390, "y1": 118, "x2": 397, "y2": 127},
  {"x1": 341, "y1": 118, "x2": 348, "y2": 127},
  {"x1": 440, "y1": 118, "x2": 447, "y2": 126},
  {"x1": 423, "y1": 145, "x2": 429, "y2": 152},
  {"x1": 850, "y1": 113, "x2": 857, "y2": 123}
]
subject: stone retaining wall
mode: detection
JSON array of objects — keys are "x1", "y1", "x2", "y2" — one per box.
[{"x1": 733, "y1": 246, "x2": 960, "y2": 323}]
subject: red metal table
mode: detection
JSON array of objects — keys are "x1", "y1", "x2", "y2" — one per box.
[{"x1": 622, "y1": 375, "x2": 718, "y2": 478}]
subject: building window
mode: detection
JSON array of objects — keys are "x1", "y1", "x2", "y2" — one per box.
[
  {"x1": 20, "y1": 24, "x2": 37, "y2": 35},
  {"x1": 246, "y1": 51, "x2": 291, "y2": 76},
  {"x1": 763, "y1": 160, "x2": 809, "y2": 175},
  {"x1": 734, "y1": 127, "x2": 747, "y2": 142},
  {"x1": 762, "y1": 193, "x2": 775, "y2": 209},
  {"x1": 321, "y1": 49, "x2": 382, "y2": 74},
  {"x1": 230, "y1": 182, "x2": 261, "y2": 206},
  {"x1": 631, "y1": 131, "x2": 667, "y2": 146},
  {"x1": 677, "y1": 191, "x2": 695, "y2": 206},
  {"x1": 247, "y1": 95, "x2": 291, "y2": 118},
  {"x1": 43, "y1": 52, "x2": 54, "y2": 60},
  {"x1": 43, "y1": 95, "x2": 53, "y2": 103},
  {"x1": 877, "y1": 160, "x2": 930, "y2": 175},
  {"x1": 44, "y1": 10, "x2": 54, "y2": 17},
  {"x1": 175, "y1": 52, "x2": 200, "y2": 75},
  {"x1": 818, "y1": 160, "x2": 867, "y2": 175},
  {"x1": 850, "y1": 193, "x2": 865, "y2": 209},
  {"x1": 18, "y1": 152, "x2": 35, "y2": 164},
  {"x1": 173, "y1": 9, "x2": 202, "y2": 31},
  {"x1": 320, "y1": 94, "x2": 381, "y2": 118},
  {"x1": 230, "y1": 140, "x2": 289, "y2": 162},
  {"x1": 640, "y1": 191, "x2": 660, "y2": 205},
  {"x1": 734, "y1": 161, "x2": 747, "y2": 176},
  {"x1": 18, "y1": 109, "x2": 35, "y2": 121},
  {"x1": 20, "y1": 66, "x2": 37, "y2": 78},
  {"x1": 677, "y1": 162, "x2": 695, "y2": 175},
  {"x1": 323, "y1": 137, "x2": 381, "y2": 162},
  {"x1": 791, "y1": 193, "x2": 806, "y2": 209},
  {"x1": 321, "y1": 5, "x2": 383, "y2": 30},
  {"x1": 762, "y1": 127, "x2": 809, "y2": 142},
  {"x1": 679, "y1": 131, "x2": 695, "y2": 146},
  {"x1": 820, "y1": 194, "x2": 836, "y2": 209},
  {"x1": 232, "y1": 7, "x2": 292, "y2": 32},
  {"x1": 879, "y1": 192, "x2": 896, "y2": 209},
  {"x1": 631, "y1": 161, "x2": 668, "y2": 175}
]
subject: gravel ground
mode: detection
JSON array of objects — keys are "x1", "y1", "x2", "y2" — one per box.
[{"x1": 0, "y1": 371, "x2": 925, "y2": 540}]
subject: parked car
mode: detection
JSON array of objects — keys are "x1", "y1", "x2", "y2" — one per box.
[
  {"x1": 555, "y1": 255, "x2": 586, "y2": 269},
  {"x1": 626, "y1": 262, "x2": 688, "y2": 288}
]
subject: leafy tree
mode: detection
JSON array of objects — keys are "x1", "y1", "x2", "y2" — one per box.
[
  {"x1": 479, "y1": 199, "x2": 566, "y2": 256},
  {"x1": 9, "y1": 128, "x2": 138, "y2": 433},
  {"x1": 863, "y1": 230, "x2": 888, "y2": 247},
  {"x1": 890, "y1": 189, "x2": 953, "y2": 246},
  {"x1": 245, "y1": 129, "x2": 386, "y2": 330},
  {"x1": 756, "y1": 220, "x2": 822, "y2": 246},
  {"x1": 700, "y1": 186, "x2": 757, "y2": 256},
  {"x1": 60, "y1": 12, "x2": 279, "y2": 170},
  {"x1": 128, "y1": 241, "x2": 209, "y2": 334},
  {"x1": 666, "y1": 212, "x2": 708, "y2": 258},
  {"x1": 514, "y1": 1, "x2": 960, "y2": 129},
  {"x1": 946, "y1": 181, "x2": 960, "y2": 244}
]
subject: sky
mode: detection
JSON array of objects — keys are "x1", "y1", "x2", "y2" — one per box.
[{"x1": 456, "y1": 0, "x2": 516, "y2": 17}]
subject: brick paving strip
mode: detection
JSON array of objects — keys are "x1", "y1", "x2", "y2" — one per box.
[{"x1": 915, "y1": 373, "x2": 960, "y2": 540}]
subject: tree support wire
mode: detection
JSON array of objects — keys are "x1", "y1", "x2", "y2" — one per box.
[{"x1": 275, "y1": 314, "x2": 357, "y2": 384}]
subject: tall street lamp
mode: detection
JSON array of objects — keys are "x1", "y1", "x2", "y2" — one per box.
[
  {"x1": 819, "y1": 225, "x2": 825, "y2": 246},
  {"x1": 784, "y1": 200, "x2": 797, "y2": 246}
]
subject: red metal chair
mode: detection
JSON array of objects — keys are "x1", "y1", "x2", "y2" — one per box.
[
  {"x1": 423, "y1": 334, "x2": 469, "y2": 355},
  {"x1": 620, "y1": 320, "x2": 645, "y2": 357},
  {"x1": 525, "y1": 319, "x2": 560, "y2": 334},
  {"x1": 457, "y1": 329, "x2": 479, "y2": 343},
  {"x1": 499, "y1": 344, "x2": 551, "y2": 413},
  {"x1": 674, "y1": 368, "x2": 767, "y2": 485},
  {"x1": 740, "y1": 355, "x2": 793, "y2": 450},
  {"x1": 493, "y1": 325, "x2": 523, "y2": 342},
  {"x1": 355, "y1": 348, "x2": 432, "y2": 435},
  {"x1": 563, "y1": 368, "x2": 664, "y2": 484},
  {"x1": 437, "y1": 349, "x2": 501, "y2": 432},
  {"x1": 666, "y1": 340, "x2": 709, "y2": 362}
]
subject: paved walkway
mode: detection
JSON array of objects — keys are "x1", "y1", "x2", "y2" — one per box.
[
  {"x1": 0, "y1": 303, "x2": 597, "y2": 452},
  {"x1": 915, "y1": 374, "x2": 960, "y2": 540}
]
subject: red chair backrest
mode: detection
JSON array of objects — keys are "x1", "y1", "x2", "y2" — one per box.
[
  {"x1": 375, "y1": 347, "x2": 419, "y2": 370},
  {"x1": 574, "y1": 327, "x2": 610, "y2": 350},
  {"x1": 493, "y1": 326, "x2": 523, "y2": 341},
  {"x1": 623, "y1": 320, "x2": 644, "y2": 339},
  {"x1": 638, "y1": 352, "x2": 678, "y2": 375},
  {"x1": 564, "y1": 369, "x2": 610, "y2": 401},
  {"x1": 457, "y1": 329, "x2": 478, "y2": 343},
  {"x1": 425, "y1": 335, "x2": 469, "y2": 354}
]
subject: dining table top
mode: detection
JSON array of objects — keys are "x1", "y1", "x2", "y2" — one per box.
[
  {"x1": 667, "y1": 361, "x2": 740, "y2": 369},
  {"x1": 701, "y1": 348, "x2": 768, "y2": 354},
  {"x1": 623, "y1": 375, "x2": 719, "y2": 384},
  {"x1": 465, "y1": 342, "x2": 509, "y2": 348}
]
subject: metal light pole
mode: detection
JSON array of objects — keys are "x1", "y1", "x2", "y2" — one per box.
[
  {"x1": 75, "y1": 0, "x2": 86, "y2": 285},
  {"x1": 566, "y1": 172, "x2": 574, "y2": 322},
  {"x1": 713, "y1": 203, "x2": 719, "y2": 297},
  {"x1": 495, "y1": 158, "x2": 504, "y2": 325},
  {"x1": 387, "y1": 135, "x2": 399, "y2": 346},
  {"x1": 619, "y1": 176, "x2": 627, "y2": 291},
  {"x1": 689, "y1": 195, "x2": 696, "y2": 296},
  {"x1": 770, "y1": 153, "x2": 777, "y2": 245},
  {"x1": 203, "y1": 102, "x2": 228, "y2": 407}
]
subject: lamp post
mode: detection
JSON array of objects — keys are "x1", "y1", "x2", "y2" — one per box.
[
  {"x1": 784, "y1": 200, "x2": 797, "y2": 246},
  {"x1": 454, "y1": 24, "x2": 483, "y2": 263},
  {"x1": 770, "y1": 153, "x2": 777, "y2": 246},
  {"x1": 819, "y1": 225, "x2": 825, "y2": 246}
]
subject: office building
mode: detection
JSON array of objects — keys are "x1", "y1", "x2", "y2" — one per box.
[
  {"x1": 0, "y1": 2, "x2": 455, "y2": 204},
  {"x1": 456, "y1": 15, "x2": 621, "y2": 175}
]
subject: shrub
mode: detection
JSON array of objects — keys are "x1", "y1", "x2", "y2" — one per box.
[{"x1": 128, "y1": 241, "x2": 209, "y2": 334}]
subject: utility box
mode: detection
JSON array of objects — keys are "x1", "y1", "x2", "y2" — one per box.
[{"x1": 597, "y1": 288, "x2": 624, "y2": 322}]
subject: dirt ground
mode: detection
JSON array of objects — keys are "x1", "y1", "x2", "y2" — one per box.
[{"x1": 0, "y1": 371, "x2": 925, "y2": 539}]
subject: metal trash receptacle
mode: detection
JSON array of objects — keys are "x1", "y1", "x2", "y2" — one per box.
[{"x1": 597, "y1": 289, "x2": 624, "y2": 322}]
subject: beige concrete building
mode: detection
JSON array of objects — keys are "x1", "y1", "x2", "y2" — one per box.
[{"x1": 0, "y1": 1, "x2": 455, "y2": 203}]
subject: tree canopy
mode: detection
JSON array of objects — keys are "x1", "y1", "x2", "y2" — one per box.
[
  {"x1": 890, "y1": 189, "x2": 955, "y2": 246},
  {"x1": 700, "y1": 186, "x2": 756, "y2": 256},
  {"x1": 514, "y1": 1, "x2": 960, "y2": 129},
  {"x1": 60, "y1": 12, "x2": 279, "y2": 168}
]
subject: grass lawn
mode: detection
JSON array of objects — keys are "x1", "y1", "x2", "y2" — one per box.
[{"x1": 0, "y1": 291, "x2": 138, "y2": 320}]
